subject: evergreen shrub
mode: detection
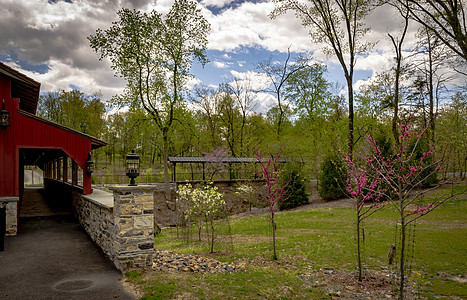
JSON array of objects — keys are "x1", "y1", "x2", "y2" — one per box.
[
  {"x1": 280, "y1": 166, "x2": 308, "y2": 210},
  {"x1": 318, "y1": 155, "x2": 347, "y2": 200}
]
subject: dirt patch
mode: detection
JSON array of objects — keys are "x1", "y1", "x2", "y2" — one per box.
[{"x1": 299, "y1": 267, "x2": 409, "y2": 299}]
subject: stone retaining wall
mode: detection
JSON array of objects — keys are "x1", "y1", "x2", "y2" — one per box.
[
  {"x1": 72, "y1": 190, "x2": 115, "y2": 261},
  {"x1": 72, "y1": 185, "x2": 157, "y2": 272},
  {"x1": 0, "y1": 197, "x2": 19, "y2": 236}
]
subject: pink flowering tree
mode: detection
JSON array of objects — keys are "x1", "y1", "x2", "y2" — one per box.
[
  {"x1": 203, "y1": 146, "x2": 230, "y2": 180},
  {"x1": 345, "y1": 119, "x2": 465, "y2": 299},
  {"x1": 255, "y1": 151, "x2": 289, "y2": 260},
  {"x1": 342, "y1": 150, "x2": 387, "y2": 281}
]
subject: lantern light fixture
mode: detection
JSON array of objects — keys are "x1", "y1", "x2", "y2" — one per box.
[
  {"x1": 85, "y1": 152, "x2": 94, "y2": 175},
  {"x1": 126, "y1": 150, "x2": 140, "y2": 186},
  {"x1": 0, "y1": 98, "x2": 10, "y2": 129}
]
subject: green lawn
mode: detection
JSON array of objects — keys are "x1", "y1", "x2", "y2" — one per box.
[{"x1": 129, "y1": 185, "x2": 467, "y2": 299}]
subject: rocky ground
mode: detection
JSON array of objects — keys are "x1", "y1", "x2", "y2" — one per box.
[
  {"x1": 150, "y1": 248, "x2": 420, "y2": 299},
  {"x1": 148, "y1": 194, "x2": 434, "y2": 299},
  {"x1": 153, "y1": 249, "x2": 236, "y2": 274}
]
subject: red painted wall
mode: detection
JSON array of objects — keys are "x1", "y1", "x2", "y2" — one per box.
[{"x1": 0, "y1": 76, "x2": 93, "y2": 196}]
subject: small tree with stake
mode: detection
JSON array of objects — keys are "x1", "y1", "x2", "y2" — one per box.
[
  {"x1": 344, "y1": 118, "x2": 466, "y2": 299},
  {"x1": 255, "y1": 151, "x2": 289, "y2": 260},
  {"x1": 341, "y1": 147, "x2": 387, "y2": 281}
]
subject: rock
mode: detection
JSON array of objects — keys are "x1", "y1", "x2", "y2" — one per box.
[{"x1": 152, "y1": 249, "x2": 236, "y2": 274}]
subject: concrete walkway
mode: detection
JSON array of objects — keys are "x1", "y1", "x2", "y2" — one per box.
[{"x1": 0, "y1": 190, "x2": 137, "y2": 299}]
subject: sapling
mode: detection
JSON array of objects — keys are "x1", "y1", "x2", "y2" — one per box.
[
  {"x1": 235, "y1": 181, "x2": 256, "y2": 211},
  {"x1": 255, "y1": 151, "x2": 289, "y2": 260},
  {"x1": 177, "y1": 182, "x2": 225, "y2": 252},
  {"x1": 342, "y1": 149, "x2": 387, "y2": 281},
  {"x1": 347, "y1": 119, "x2": 465, "y2": 299}
]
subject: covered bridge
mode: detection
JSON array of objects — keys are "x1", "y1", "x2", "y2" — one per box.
[
  {"x1": 0, "y1": 62, "x2": 106, "y2": 237},
  {"x1": 168, "y1": 156, "x2": 287, "y2": 182}
]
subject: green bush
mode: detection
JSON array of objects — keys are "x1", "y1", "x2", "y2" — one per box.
[
  {"x1": 409, "y1": 136, "x2": 439, "y2": 188},
  {"x1": 318, "y1": 155, "x2": 347, "y2": 200},
  {"x1": 280, "y1": 167, "x2": 308, "y2": 210}
]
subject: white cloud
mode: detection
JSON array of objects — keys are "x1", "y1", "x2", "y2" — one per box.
[
  {"x1": 230, "y1": 70, "x2": 270, "y2": 91},
  {"x1": 186, "y1": 77, "x2": 202, "y2": 90},
  {"x1": 255, "y1": 92, "x2": 277, "y2": 114},
  {"x1": 201, "y1": 0, "x2": 234, "y2": 8},
  {"x1": 1, "y1": 0, "x2": 463, "y2": 110},
  {"x1": 355, "y1": 51, "x2": 393, "y2": 72},
  {"x1": 212, "y1": 61, "x2": 231, "y2": 69},
  {"x1": 203, "y1": 1, "x2": 312, "y2": 53}
]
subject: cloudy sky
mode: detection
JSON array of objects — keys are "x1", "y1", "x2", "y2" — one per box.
[{"x1": 1, "y1": 0, "x2": 459, "y2": 113}]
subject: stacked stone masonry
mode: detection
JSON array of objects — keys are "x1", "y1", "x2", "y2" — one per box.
[
  {"x1": 72, "y1": 185, "x2": 157, "y2": 272},
  {"x1": 72, "y1": 191, "x2": 115, "y2": 261},
  {"x1": 0, "y1": 197, "x2": 18, "y2": 236}
]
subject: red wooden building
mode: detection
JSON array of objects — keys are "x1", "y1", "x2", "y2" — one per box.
[{"x1": 0, "y1": 62, "x2": 106, "y2": 235}]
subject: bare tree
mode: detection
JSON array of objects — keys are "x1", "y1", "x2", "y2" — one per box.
[
  {"x1": 396, "y1": 0, "x2": 467, "y2": 62},
  {"x1": 388, "y1": 0, "x2": 410, "y2": 145},
  {"x1": 229, "y1": 78, "x2": 258, "y2": 156},
  {"x1": 271, "y1": 0, "x2": 375, "y2": 156},
  {"x1": 257, "y1": 47, "x2": 306, "y2": 139}
]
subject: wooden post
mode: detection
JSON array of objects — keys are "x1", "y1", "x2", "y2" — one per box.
[
  {"x1": 52, "y1": 160, "x2": 56, "y2": 179},
  {"x1": 63, "y1": 156, "x2": 68, "y2": 183},
  {"x1": 72, "y1": 161, "x2": 78, "y2": 186},
  {"x1": 57, "y1": 158, "x2": 62, "y2": 181},
  {"x1": 0, "y1": 206, "x2": 5, "y2": 251}
]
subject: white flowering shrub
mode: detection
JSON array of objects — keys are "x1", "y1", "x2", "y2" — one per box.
[
  {"x1": 177, "y1": 182, "x2": 225, "y2": 252},
  {"x1": 235, "y1": 182, "x2": 256, "y2": 211}
]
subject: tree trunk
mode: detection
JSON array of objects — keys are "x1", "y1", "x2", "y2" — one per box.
[
  {"x1": 198, "y1": 218, "x2": 202, "y2": 242},
  {"x1": 399, "y1": 216, "x2": 406, "y2": 300},
  {"x1": 347, "y1": 76, "x2": 354, "y2": 157},
  {"x1": 210, "y1": 220, "x2": 215, "y2": 253},
  {"x1": 427, "y1": 35, "x2": 435, "y2": 143},
  {"x1": 162, "y1": 133, "x2": 171, "y2": 202},
  {"x1": 272, "y1": 213, "x2": 277, "y2": 260},
  {"x1": 357, "y1": 214, "x2": 363, "y2": 281}
]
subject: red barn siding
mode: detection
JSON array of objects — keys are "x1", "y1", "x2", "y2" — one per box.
[{"x1": 0, "y1": 76, "x2": 95, "y2": 196}]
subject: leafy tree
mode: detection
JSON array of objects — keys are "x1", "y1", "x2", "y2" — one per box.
[
  {"x1": 37, "y1": 91, "x2": 62, "y2": 122},
  {"x1": 37, "y1": 90, "x2": 106, "y2": 138},
  {"x1": 436, "y1": 92, "x2": 467, "y2": 179},
  {"x1": 216, "y1": 84, "x2": 241, "y2": 157},
  {"x1": 356, "y1": 72, "x2": 395, "y2": 121},
  {"x1": 388, "y1": 0, "x2": 410, "y2": 144},
  {"x1": 284, "y1": 62, "x2": 331, "y2": 122},
  {"x1": 89, "y1": 0, "x2": 210, "y2": 198}
]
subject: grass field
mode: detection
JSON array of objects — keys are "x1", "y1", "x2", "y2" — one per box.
[{"x1": 128, "y1": 185, "x2": 466, "y2": 299}]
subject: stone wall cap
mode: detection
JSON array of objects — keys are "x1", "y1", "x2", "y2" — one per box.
[
  {"x1": 0, "y1": 196, "x2": 20, "y2": 202},
  {"x1": 82, "y1": 189, "x2": 114, "y2": 209},
  {"x1": 109, "y1": 185, "x2": 161, "y2": 193}
]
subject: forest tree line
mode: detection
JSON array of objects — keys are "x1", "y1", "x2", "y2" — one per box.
[{"x1": 36, "y1": 0, "x2": 466, "y2": 181}]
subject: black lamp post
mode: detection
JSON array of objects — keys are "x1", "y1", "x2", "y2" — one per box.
[
  {"x1": 85, "y1": 152, "x2": 94, "y2": 175},
  {"x1": 126, "y1": 150, "x2": 140, "y2": 186},
  {"x1": 0, "y1": 98, "x2": 10, "y2": 130}
]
